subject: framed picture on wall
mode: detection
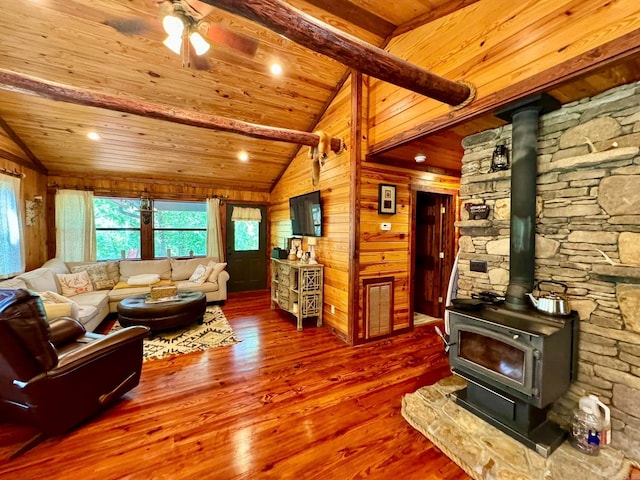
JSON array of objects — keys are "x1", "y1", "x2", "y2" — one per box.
[{"x1": 378, "y1": 184, "x2": 397, "y2": 214}]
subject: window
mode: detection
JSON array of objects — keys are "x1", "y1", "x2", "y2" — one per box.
[
  {"x1": 233, "y1": 220, "x2": 260, "y2": 251},
  {"x1": 0, "y1": 175, "x2": 23, "y2": 277},
  {"x1": 231, "y1": 206, "x2": 261, "y2": 252},
  {"x1": 94, "y1": 197, "x2": 207, "y2": 260},
  {"x1": 153, "y1": 200, "x2": 206, "y2": 257},
  {"x1": 94, "y1": 197, "x2": 141, "y2": 260}
]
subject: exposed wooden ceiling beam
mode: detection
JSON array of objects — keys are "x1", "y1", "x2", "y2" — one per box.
[
  {"x1": 0, "y1": 69, "x2": 343, "y2": 153},
  {"x1": 302, "y1": 0, "x2": 396, "y2": 38},
  {"x1": 201, "y1": 0, "x2": 474, "y2": 107},
  {"x1": 0, "y1": 116, "x2": 47, "y2": 174}
]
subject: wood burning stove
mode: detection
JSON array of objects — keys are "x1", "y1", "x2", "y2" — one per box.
[
  {"x1": 447, "y1": 304, "x2": 578, "y2": 457},
  {"x1": 446, "y1": 93, "x2": 579, "y2": 457}
]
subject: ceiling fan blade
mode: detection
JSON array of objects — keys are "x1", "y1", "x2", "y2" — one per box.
[
  {"x1": 182, "y1": 0, "x2": 216, "y2": 18},
  {"x1": 103, "y1": 18, "x2": 157, "y2": 35},
  {"x1": 188, "y1": 51, "x2": 211, "y2": 71},
  {"x1": 205, "y1": 24, "x2": 259, "y2": 57}
]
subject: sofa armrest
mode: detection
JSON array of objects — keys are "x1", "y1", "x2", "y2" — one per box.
[
  {"x1": 217, "y1": 270, "x2": 230, "y2": 284},
  {"x1": 49, "y1": 317, "x2": 86, "y2": 347}
]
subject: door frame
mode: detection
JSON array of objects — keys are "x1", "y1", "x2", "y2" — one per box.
[
  {"x1": 225, "y1": 202, "x2": 269, "y2": 293},
  {"x1": 410, "y1": 184, "x2": 459, "y2": 327}
]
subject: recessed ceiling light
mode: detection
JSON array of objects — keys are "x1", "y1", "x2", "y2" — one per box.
[
  {"x1": 270, "y1": 63, "x2": 283, "y2": 75},
  {"x1": 87, "y1": 132, "x2": 101, "y2": 141},
  {"x1": 415, "y1": 153, "x2": 427, "y2": 163},
  {"x1": 238, "y1": 151, "x2": 249, "y2": 162}
]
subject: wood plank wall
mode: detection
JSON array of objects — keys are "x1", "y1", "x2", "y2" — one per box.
[
  {"x1": 269, "y1": 72, "x2": 461, "y2": 344},
  {"x1": 0, "y1": 137, "x2": 47, "y2": 271},
  {"x1": 357, "y1": 163, "x2": 459, "y2": 342},
  {"x1": 270, "y1": 78, "x2": 353, "y2": 340},
  {"x1": 369, "y1": 0, "x2": 640, "y2": 147}
]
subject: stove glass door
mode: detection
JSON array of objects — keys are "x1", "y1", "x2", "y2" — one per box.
[
  {"x1": 459, "y1": 330, "x2": 525, "y2": 383},
  {"x1": 450, "y1": 322, "x2": 535, "y2": 396}
]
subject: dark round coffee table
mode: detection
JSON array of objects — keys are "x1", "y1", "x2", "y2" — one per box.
[{"x1": 117, "y1": 290, "x2": 206, "y2": 332}]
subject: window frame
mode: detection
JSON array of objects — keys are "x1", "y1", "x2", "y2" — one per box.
[{"x1": 94, "y1": 196, "x2": 142, "y2": 261}]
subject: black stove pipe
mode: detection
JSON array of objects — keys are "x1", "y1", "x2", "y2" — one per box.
[{"x1": 496, "y1": 95, "x2": 560, "y2": 310}]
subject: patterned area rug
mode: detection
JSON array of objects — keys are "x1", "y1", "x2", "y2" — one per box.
[{"x1": 111, "y1": 306, "x2": 240, "y2": 361}]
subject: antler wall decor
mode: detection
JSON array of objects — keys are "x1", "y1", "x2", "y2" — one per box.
[{"x1": 309, "y1": 130, "x2": 336, "y2": 186}]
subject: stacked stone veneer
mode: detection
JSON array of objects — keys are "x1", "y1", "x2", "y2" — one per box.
[{"x1": 457, "y1": 81, "x2": 640, "y2": 463}]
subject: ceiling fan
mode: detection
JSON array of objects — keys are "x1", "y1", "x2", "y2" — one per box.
[
  {"x1": 159, "y1": 0, "x2": 214, "y2": 56},
  {"x1": 104, "y1": 0, "x2": 259, "y2": 69}
]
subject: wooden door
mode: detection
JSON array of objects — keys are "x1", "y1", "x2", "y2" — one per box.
[
  {"x1": 414, "y1": 192, "x2": 455, "y2": 318},
  {"x1": 225, "y1": 204, "x2": 267, "y2": 292}
]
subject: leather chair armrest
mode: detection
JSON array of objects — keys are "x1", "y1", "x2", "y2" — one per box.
[
  {"x1": 49, "y1": 317, "x2": 86, "y2": 348},
  {"x1": 55, "y1": 326, "x2": 150, "y2": 371}
]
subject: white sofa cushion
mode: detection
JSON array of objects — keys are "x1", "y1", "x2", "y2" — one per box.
[
  {"x1": 42, "y1": 258, "x2": 70, "y2": 275},
  {"x1": 18, "y1": 268, "x2": 59, "y2": 293},
  {"x1": 71, "y1": 290, "x2": 109, "y2": 328},
  {"x1": 127, "y1": 273, "x2": 160, "y2": 285},
  {"x1": 176, "y1": 280, "x2": 220, "y2": 293},
  {"x1": 0, "y1": 277, "x2": 28, "y2": 290},
  {"x1": 170, "y1": 257, "x2": 220, "y2": 281},
  {"x1": 119, "y1": 259, "x2": 171, "y2": 281}
]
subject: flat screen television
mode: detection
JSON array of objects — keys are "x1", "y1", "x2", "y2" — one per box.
[{"x1": 289, "y1": 191, "x2": 322, "y2": 237}]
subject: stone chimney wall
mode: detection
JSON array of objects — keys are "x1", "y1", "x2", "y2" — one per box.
[{"x1": 457, "y1": 80, "x2": 640, "y2": 462}]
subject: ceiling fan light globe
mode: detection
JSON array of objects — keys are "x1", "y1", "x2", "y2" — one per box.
[
  {"x1": 189, "y1": 32, "x2": 210, "y2": 56},
  {"x1": 163, "y1": 35, "x2": 183, "y2": 55},
  {"x1": 162, "y1": 15, "x2": 185, "y2": 37}
]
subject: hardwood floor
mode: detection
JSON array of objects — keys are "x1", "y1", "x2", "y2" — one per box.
[{"x1": 0, "y1": 291, "x2": 470, "y2": 480}]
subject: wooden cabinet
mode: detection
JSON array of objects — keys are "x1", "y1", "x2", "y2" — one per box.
[{"x1": 271, "y1": 259, "x2": 323, "y2": 331}]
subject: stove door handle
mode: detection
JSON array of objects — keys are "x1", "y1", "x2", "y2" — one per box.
[{"x1": 434, "y1": 325, "x2": 456, "y2": 353}]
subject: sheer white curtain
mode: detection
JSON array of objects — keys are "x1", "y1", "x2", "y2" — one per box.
[
  {"x1": 55, "y1": 189, "x2": 96, "y2": 262},
  {"x1": 206, "y1": 198, "x2": 224, "y2": 260},
  {"x1": 0, "y1": 173, "x2": 24, "y2": 278}
]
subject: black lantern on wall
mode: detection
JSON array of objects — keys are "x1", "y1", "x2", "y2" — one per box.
[{"x1": 490, "y1": 144, "x2": 509, "y2": 172}]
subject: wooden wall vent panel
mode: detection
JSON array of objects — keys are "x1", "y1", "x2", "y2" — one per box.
[{"x1": 364, "y1": 277, "x2": 394, "y2": 340}]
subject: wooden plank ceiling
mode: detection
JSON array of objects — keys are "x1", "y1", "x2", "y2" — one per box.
[
  {"x1": 0, "y1": 0, "x2": 461, "y2": 191},
  {"x1": 1, "y1": 0, "x2": 639, "y2": 189}
]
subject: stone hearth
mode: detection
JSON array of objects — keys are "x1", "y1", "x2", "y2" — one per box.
[{"x1": 402, "y1": 376, "x2": 632, "y2": 480}]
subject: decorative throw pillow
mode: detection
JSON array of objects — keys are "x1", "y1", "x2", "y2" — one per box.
[
  {"x1": 37, "y1": 291, "x2": 79, "y2": 320},
  {"x1": 127, "y1": 273, "x2": 161, "y2": 286},
  {"x1": 70, "y1": 263, "x2": 115, "y2": 290},
  {"x1": 189, "y1": 264, "x2": 213, "y2": 285},
  {"x1": 56, "y1": 271, "x2": 94, "y2": 297},
  {"x1": 207, "y1": 262, "x2": 228, "y2": 283}
]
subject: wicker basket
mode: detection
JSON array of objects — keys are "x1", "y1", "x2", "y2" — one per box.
[{"x1": 150, "y1": 284, "x2": 177, "y2": 300}]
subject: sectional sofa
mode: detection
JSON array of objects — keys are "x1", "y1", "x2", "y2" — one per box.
[{"x1": 0, "y1": 257, "x2": 229, "y2": 332}]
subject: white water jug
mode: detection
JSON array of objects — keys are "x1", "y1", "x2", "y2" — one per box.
[{"x1": 569, "y1": 394, "x2": 611, "y2": 455}]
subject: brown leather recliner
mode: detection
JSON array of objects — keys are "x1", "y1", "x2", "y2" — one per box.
[{"x1": 0, "y1": 288, "x2": 149, "y2": 459}]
